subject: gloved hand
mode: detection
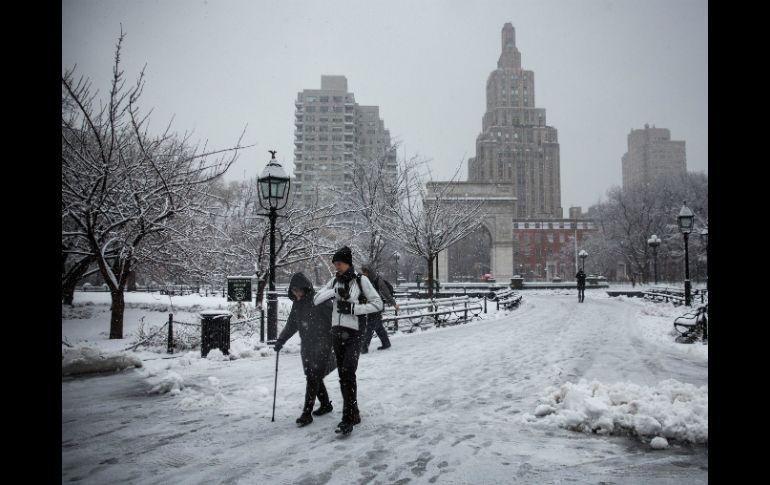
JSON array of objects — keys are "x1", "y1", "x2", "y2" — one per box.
[
  {"x1": 273, "y1": 340, "x2": 283, "y2": 352},
  {"x1": 336, "y1": 286, "x2": 351, "y2": 300},
  {"x1": 337, "y1": 301, "x2": 354, "y2": 314}
]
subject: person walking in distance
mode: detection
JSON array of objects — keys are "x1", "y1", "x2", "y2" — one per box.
[
  {"x1": 576, "y1": 268, "x2": 587, "y2": 303},
  {"x1": 314, "y1": 246, "x2": 383, "y2": 435},
  {"x1": 360, "y1": 264, "x2": 398, "y2": 353},
  {"x1": 273, "y1": 272, "x2": 335, "y2": 427}
]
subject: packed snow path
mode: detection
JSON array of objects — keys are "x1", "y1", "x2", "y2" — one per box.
[{"x1": 62, "y1": 293, "x2": 707, "y2": 484}]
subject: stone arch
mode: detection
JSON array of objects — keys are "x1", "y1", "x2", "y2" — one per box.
[{"x1": 447, "y1": 224, "x2": 493, "y2": 282}]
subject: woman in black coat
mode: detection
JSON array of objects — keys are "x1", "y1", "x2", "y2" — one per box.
[{"x1": 273, "y1": 272, "x2": 336, "y2": 426}]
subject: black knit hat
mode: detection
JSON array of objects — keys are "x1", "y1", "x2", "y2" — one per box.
[{"x1": 332, "y1": 246, "x2": 353, "y2": 265}]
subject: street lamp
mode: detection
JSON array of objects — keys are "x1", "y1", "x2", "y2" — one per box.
[
  {"x1": 257, "y1": 150, "x2": 291, "y2": 342},
  {"x1": 392, "y1": 251, "x2": 401, "y2": 282},
  {"x1": 700, "y1": 227, "x2": 708, "y2": 294},
  {"x1": 677, "y1": 201, "x2": 695, "y2": 306},
  {"x1": 647, "y1": 234, "x2": 661, "y2": 285},
  {"x1": 578, "y1": 249, "x2": 588, "y2": 272}
]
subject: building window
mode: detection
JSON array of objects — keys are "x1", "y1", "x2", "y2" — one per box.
[
  {"x1": 319, "y1": 96, "x2": 329, "y2": 102},
  {"x1": 305, "y1": 96, "x2": 317, "y2": 102},
  {"x1": 559, "y1": 234, "x2": 565, "y2": 243},
  {"x1": 320, "y1": 106, "x2": 329, "y2": 113},
  {"x1": 306, "y1": 106, "x2": 316, "y2": 112}
]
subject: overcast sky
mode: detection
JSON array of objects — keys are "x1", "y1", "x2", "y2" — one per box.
[{"x1": 62, "y1": 0, "x2": 707, "y2": 212}]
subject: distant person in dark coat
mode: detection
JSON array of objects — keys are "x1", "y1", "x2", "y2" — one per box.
[
  {"x1": 360, "y1": 264, "x2": 398, "y2": 353},
  {"x1": 273, "y1": 272, "x2": 335, "y2": 427},
  {"x1": 576, "y1": 269, "x2": 586, "y2": 303}
]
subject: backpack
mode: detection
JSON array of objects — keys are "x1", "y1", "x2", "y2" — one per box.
[{"x1": 381, "y1": 278, "x2": 395, "y2": 297}]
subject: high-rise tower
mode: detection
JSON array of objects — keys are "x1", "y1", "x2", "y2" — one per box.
[
  {"x1": 293, "y1": 76, "x2": 396, "y2": 205},
  {"x1": 467, "y1": 23, "x2": 562, "y2": 218},
  {"x1": 621, "y1": 124, "x2": 686, "y2": 190}
]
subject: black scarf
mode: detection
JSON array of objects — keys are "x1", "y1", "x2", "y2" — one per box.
[{"x1": 335, "y1": 265, "x2": 357, "y2": 284}]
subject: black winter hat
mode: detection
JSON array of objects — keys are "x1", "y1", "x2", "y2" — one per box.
[{"x1": 332, "y1": 246, "x2": 353, "y2": 265}]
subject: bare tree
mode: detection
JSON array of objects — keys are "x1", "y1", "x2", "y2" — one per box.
[
  {"x1": 207, "y1": 177, "x2": 356, "y2": 297},
  {"x1": 582, "y1": 172, "x2": 708, "y2": 285},
  {"x1": 327, "y1": 144, "x2": 406, "y2": 269},
  {"x1": 62, "y1": 31, "x2": 247, "y2": 338},
  {"x1": 378, "y1": 160, "x2": 485, "y2": 297}
]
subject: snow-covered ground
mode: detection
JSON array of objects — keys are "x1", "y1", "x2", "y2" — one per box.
[{"x1": 62, "y1": 290, "x2": 707, "y2": 484}]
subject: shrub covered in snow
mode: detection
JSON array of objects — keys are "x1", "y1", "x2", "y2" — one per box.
[
  {"x1": 523, "y1": 378, "x2": 707, "y2": 444},
  {"x1": 62, "y1": 347, "x2": 142, "y2": 376}
]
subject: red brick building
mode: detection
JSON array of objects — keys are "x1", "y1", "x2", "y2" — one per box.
[{"x1": 512, "y1": 218, "x2": 597, "y2": 281}]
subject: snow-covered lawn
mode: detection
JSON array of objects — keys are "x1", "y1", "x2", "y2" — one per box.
[{"x1": 62, "y1": 291, "x2": 707, "y2": 484}]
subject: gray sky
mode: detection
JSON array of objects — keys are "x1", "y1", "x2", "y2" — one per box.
[{"x1": 62, "y1": 0, "x2": 707, "y2": 212}]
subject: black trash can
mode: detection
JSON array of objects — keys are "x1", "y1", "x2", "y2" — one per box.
[{"x1": 200, "y1": 310, "x2": 232, "y2": 357}]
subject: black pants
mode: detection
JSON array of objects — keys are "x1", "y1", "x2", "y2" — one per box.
[
  {"x1": 361, "y1": 312, "x2": 390, "y2": 352},
  {"x1": 578, "y1": 286, "x2": 585, "y2": 302},
  {"x1": 331, "y1": 326, "x2": 362, "y2": 424},
  {"x1": 302, "y1": 369, "x2": 331, "y2": 414}
]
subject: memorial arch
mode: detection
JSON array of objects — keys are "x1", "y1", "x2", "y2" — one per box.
[{"x1": 426, "y1": 182, "x2": 517, "y2": 283}]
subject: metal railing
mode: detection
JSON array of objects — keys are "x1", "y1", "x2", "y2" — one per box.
[
  {"x1": 382, "y1": 295, "x2": 484, "y2": 333},
  {"x1": 643, "y1": 286, "x2": 707, "y2": 305}
]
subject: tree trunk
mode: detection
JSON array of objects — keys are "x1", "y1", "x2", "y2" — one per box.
[
  {"x1": 427, "y1": 254, "x2": 435, "y2": 298},
  {"x1": 61, "y1": 256, "x2": 93, "y2": 306},
  {"x1": 127, "y1": 270, "x2": 137, "y2": 291},
  {"x1": 109, "y1": 289, "x2": 125, "y2": 339},
  {"x1": 256, "y1": 275, "x2": 268, "y2": 305},
  {"x1": 62, "y1": 280, "x2": 77, "y2": 306}
]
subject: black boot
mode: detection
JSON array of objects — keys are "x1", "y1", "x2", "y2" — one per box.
[
  {"x1": 377, "y1": 344, "x2": 391, "y2": 350},
  {"x1": 296, "y1": 412, "x2": 313, "y2": 427},
  {"x1": 335, "y1": 420, "x2": 353, "y2": 435},
  {"x1": 313, "y1": 401, "x2": 333, "y2": 416}
]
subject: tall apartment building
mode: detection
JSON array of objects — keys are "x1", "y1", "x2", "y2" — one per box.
[
  {"x1": 293, "y1": 76, "x2": 396, "y2": 205},
  {"x1": 467, "y1": 23, "x2": 563, "y2": 219},
  {"x1": 621, "y1": 124, "x2": 686, "y2": 190}
]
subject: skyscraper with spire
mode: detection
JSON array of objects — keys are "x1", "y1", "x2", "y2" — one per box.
[{"x1": 467, "y1": 23, "x2": 562, "y2": 219}]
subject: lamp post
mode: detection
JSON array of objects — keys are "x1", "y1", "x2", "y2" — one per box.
[
  {"x1": 392, "y1": 251, "x2": 401, "y2": 282},
  {"x1": 677, "y1": 201, "x2": 695, "y2": 306},
  {"x1": 700, "y1": 227, "x2": 708, "y2": 294},
  {"x1": 578, "y1": 249, "x2": 588, "y2": 272},
  {"x1": 648, "y1": 234, "x2": 661, "y2": 285},
  {"x1": 257, "y1": 150, "x2": 291, "y2": 342}
]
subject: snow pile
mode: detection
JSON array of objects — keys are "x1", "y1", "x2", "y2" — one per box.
[
  {"x1": 650, "y1": 436, "x2": 669, "y2": 449},
  {"x1": 62, "y1": 347, "x2": 142, "y2": 376},
  {"x1": 523, "y1": 378, "x2": 707, "y2": 444},
  {"x1": 148, "y1": 371, "x2": 185, "y2": 395},
  {"x1": 205, "y1": 348, "x2": 231, "y2": 361}
]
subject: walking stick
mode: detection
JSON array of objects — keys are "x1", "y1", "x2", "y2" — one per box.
[{"x1": 271, "y1": 349, "x2": 280, "y2": 422}]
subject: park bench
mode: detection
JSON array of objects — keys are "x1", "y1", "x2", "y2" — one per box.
[
  {"x1": 382, "y1": 295, "x2": 482, "y2": 333},
  {"x1": 673, "y1": 304, "x2": 708, "y2": 343},
  {"x1": 644, "y1": 286, "x2": 707, "y2": 305},
  {"x1": 486, "y1": 289, "x2": 523, "y2": 311}
]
